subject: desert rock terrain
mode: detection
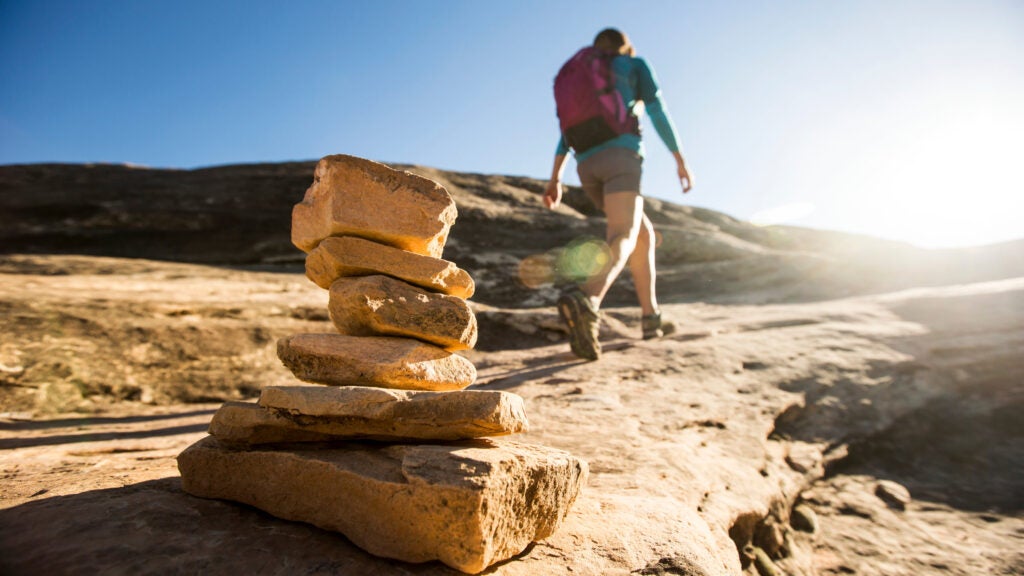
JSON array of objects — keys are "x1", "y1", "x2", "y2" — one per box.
[{"x1": 0, "y1": 161, "x2": 1021, "y2": 575}]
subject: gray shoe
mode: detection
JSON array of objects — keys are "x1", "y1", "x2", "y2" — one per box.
[
  {"x1": 557, "y1": 290, "x2": 601, "y2": 360},
  {"x1": 642, "y1": 312, "x2": 677, "y2": 340}
]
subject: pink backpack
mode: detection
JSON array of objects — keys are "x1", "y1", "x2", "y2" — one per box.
[{"x1": 554, "y1": 47, "x2": 639, "y2": 153}]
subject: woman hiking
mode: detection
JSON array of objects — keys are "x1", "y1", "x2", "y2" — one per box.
[{"x1": 545, "y1": 28, "x2": 693, "y2": 360}]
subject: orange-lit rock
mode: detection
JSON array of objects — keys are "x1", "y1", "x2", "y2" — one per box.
[
  {"x1": 329, "y1": 275, "x2": 477, "y2": 352},
  {"x1": 177, "y1": 436, "x2": 588, "y2": 574},
  {"x1": 276, "y1": 333, "x2": 475, "y2": 391},
  {"x1": 207, "y1": 401, "x2": 335, "y2": 444},
  {"x1": 206, "y1": 387, "x2": 528, "y2": 443},
  {"x1": 291, "y1": 155, "x2": 456, "y2": 257},
  {"x1": 305, "y1": 236, "x2": 474, "y2": 298}
]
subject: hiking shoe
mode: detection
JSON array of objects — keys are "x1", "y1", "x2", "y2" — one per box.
[
  {"x1": 557, "y1": 290, "x2": 601, "y2": 360},
  {"x1": 642, "y1": 311, "x2": 677, "y2": 340}
]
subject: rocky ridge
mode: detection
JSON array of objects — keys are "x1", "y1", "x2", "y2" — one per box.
[{"x1": 3, "y1": 161, "x2": 1023, "y2": 309}]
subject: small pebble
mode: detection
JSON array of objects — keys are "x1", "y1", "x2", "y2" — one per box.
[
  {"x1": 875, "y1": 480, "x2": 911, "y2": 511},
  {"x1": 791, "y1": 504, "x2": 818, "y2": 533},
  {"x1": 752, "y1": 546, "x2": 779, "y2": 576}
]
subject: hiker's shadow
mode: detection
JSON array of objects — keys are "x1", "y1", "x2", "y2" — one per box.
[
  {"x1": 474, "y1": 354, "x2": 592, "y2": 391},
  {"x1": 474, "y1": 338, "x2": 642, "y2": 391}
]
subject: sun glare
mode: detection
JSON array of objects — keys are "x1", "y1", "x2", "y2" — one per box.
[
  {"x1": 871, "y1": 104, "x2": 1022, "y2": 248},
  {"x1": 773, "y1": 77, "x2": 1024, "y2": 249},
  {"x1": 750, "y1": 202, "x2": 816, "y2": 227}
]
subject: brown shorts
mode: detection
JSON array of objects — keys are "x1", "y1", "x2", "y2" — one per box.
[{"x1": 576, "y1": 147, "x2": 643, "y2": 212}]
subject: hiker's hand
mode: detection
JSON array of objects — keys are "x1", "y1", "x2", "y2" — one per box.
[
  {"x1": 673, "y1": 151, "x2": 693, "y2": 193},
  {"x1": 546, "y1": 153, "x2": 568, "y2": 208},
  {"x1": 678, "y1": 163, "x2": 693, "y2": 194},
  {"x1": 544, "y1": 180, "x2": 562, "y2": 209}
]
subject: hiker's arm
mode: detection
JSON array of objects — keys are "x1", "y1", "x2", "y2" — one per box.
[
  {"x1": 649, "y1": 105, "x2": 692, "y2": 192},
  {"x1": 637, "y1": 59, "x2": 693, "y2": 193},
  {"x1": 645, "y1": 99, "x2": 680, "y2": 156},
  {"x1": 544, "y1": 145, "x2": 569, "y2": 209}
]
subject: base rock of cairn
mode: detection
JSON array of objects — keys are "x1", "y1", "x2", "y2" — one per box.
[
  {"x1": 177, "y1": 154, "x2": 586, "y2": 574},
  {"x1": 178, "y1": 436, "x2": 586, "y2": 574}
]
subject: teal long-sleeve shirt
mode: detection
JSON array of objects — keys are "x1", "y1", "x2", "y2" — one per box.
[{"x1": 555, "y1": 55, "x2": 681, "y2": 162}]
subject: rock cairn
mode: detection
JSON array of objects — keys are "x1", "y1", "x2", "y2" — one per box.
[{"x1": 177, "y1": 154, "x2": 588, "y2": 574}]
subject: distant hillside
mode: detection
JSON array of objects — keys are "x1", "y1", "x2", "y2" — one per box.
[{"x1": 1, "y1": 161, "x2": 1022, "y2": 307}]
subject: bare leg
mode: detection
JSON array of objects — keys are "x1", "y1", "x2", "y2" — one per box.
[
  {"x1": 628, "y1": 213, "x2": 659, "y2": 316},
  {"x1": 581, "y1": 192, "x2": 643, "y2": 310}
]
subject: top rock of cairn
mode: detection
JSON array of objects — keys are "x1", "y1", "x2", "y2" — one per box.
[{"x1": 291, "y1": 155, "x2": 457, "y2": 258}]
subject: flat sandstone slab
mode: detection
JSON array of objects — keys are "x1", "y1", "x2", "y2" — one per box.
[
  {"x1": 330, "y1": 275, "x2": 477, "y2": 351},
  {"x1": 177, "y1": 436, "x2": 587, "y2": 574},
  {"x1": 306, "y1": 236, "x2": 475, "y2": 298},
  {"x1": 207, "y1": 401, "x2": 335, "y2": 444},
  {"x1": 292, "y1": 155, "x2": 456, "y2": 258},
  {"x1": 208, "y1": 386, "x2": 528, "y2": 443},
  {"x1": 277, "y1": 333, "x2": 476, "y2": 390}
]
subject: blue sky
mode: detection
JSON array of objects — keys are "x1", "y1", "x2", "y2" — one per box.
[{"x1": 2, "y1": 0, "x2": 1022, "y2": 248}]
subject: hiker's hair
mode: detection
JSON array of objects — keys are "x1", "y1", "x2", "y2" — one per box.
[{"x1": 593, "y1": 28, "x2": 635, "y2": 57}]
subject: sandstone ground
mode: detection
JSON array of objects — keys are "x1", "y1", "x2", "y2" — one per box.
[
  {"x1": 0, "y1": 161, "x2": 1021, "y2": 575},
  {"x1": 1, "y1": 255, "x2": 1020, "y2": 575}
]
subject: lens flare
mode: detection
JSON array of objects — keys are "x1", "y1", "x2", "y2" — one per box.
[
  {"x1": 517, "y1": 253, "x2": 556, "y2": 288},
  {"x1": 556, "y1": 237, "x2": 610, "y2": 282},
  {"x1": 517, "y1": 237, "x2": 613, "y2": 289}
]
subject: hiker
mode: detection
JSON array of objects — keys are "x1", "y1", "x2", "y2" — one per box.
[{"x1": 545, "y1": 28, "x2": 693, "y2": 360}]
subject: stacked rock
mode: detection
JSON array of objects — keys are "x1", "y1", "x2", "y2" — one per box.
[{"x1": 177, "y1": 155, "x2": 588, "y2": 574}]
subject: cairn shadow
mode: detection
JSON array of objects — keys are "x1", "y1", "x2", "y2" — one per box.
[
  {"x1": 0, "y1": 422, "x2": 211, "y2": 450},
  {"x1": 0, "y1": 409, "x2": 217, "y2": 432},
  {"x1": 0, "y1": 477, "x2": 463, "y2": 576},
  {"x1": 475, "y1": 357, "x2": 590, "y2": 391}
]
